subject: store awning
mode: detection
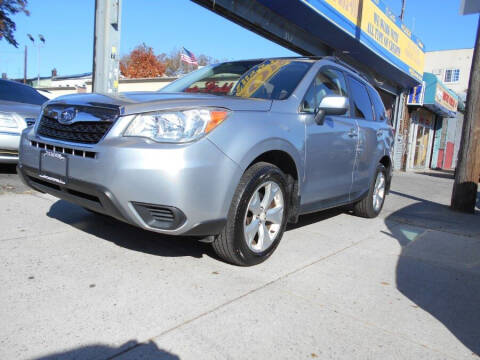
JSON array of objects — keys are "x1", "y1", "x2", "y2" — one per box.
[
  {"x1": 259, "y1": 0, "x2": 425, "y2": 88},
  {"x1": 193, "y1": 0, "x2": 425, "y2": 89},
  {"x1": 407, "y1": 73, "x2": 459, "y2": 117}
]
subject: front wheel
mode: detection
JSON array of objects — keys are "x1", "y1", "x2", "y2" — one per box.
[
  {"x1": 212, "y1": 162, "x2": 289, "y2": 266},
  {"x1": 353, "y1": 164, "x2": 387, "y2": 218}
]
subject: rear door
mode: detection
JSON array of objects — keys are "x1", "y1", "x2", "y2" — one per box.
[
  {"x1": 301, "y1": 67, "x2": 358, "y2": 211},
  {"x1": 347, "y1": 76, "x2": 386, "y2": 199}
]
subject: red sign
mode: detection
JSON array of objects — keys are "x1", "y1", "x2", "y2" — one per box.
[
  {"x1": 435, "y1": 84, "x2": 458, "y2": 113},
  {"x1": 185, "y1": 81, "x2": 234, "y2": 94}
]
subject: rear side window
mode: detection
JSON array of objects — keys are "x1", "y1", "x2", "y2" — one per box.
[
  {"x1": 367, "y1": 87, "x2": 388, "y2": 122},
  {"x1": 0, "y1": 80, "x2": 48, "y2": 105},
  {"x1": 301, "y1": 67, "x2": 349, "y2": 114},
  {"x1": 347, "y1": 76, "x2": 373, "y2": 120}
]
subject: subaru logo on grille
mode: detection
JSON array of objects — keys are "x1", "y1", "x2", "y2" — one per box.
[{"x1": 58, "y1": 108, "x2": 77, "y2": 124}]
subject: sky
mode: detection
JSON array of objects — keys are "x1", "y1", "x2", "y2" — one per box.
[{"x1": 0, "y1": 0, "x2": 478, "y2": 79}]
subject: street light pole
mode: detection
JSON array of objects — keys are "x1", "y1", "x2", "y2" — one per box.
[
  {"x1": 23, "y1": 45, "x2": 27, "y2": 84},
  {"x1": 27, "y1": 34, "x2": 45, "y2": 87},
  {"x1": 36, "y1": 43, "x2": 40, "y2": 85}
]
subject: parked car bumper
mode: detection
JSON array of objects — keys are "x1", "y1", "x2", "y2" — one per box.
[
  {"x1": 18, "y1": 131, "x2": 242, "y2": 236},
  {"x1": 0, "y1": 132, "x2": 21, "y2": 163}
]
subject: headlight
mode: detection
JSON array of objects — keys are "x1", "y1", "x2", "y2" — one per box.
[
  {"x1": 0, "y1": 112, "x2": 21, "y2": 133},
  {"x1": 124, "y1": 108, "x2": 230, "y2": 143}
]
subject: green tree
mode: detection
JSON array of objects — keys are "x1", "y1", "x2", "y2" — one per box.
[{"x1": 0, "y1": 0, "x2": 29, "y2": 47}]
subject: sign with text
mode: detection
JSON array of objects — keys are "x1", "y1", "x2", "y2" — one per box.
[
  {"x1": 407, "y1": 82, "x2": 425, "y2": 106},
  {"x1": 304, "y1": 0, "x2": 425, "y2": 81},
  {"x1": 435, "y1": 82, "x2": 458, "y2": 114}
]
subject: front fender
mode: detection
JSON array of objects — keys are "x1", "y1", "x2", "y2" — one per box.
[
  {"x1": 236, "y1": 138, "x2": 303, "y2": 173},
  {"x1": 207, "y1": 111, "x2": 305, "y2": 176}
]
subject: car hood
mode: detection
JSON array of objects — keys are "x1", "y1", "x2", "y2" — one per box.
[
  {"x1": 0, "y1": 100, "x2": 41, "y2": 119},
  {"x1": 48, "y1": 92, "x2": 273, "y2": 115}
]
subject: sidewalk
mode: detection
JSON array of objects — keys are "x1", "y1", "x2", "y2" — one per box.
[{"x1": 0, "y1": 170, "x2": 479, "y2": 359}]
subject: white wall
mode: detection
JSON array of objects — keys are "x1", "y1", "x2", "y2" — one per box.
[
  {"x1": 39, "y1": 78, "x2": 176, "y2": 98},
  {"x1": 51, "y1": 77, "x2": 90, "y2": 88},
  {"x1": 424, "y1": 48, "x2": 473, "y2": 95}
]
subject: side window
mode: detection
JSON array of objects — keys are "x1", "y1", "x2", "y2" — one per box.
[
  {"x1": 302, "y1": 82, "x2": 317, "y2": 113},
  {"x1": 368, "y1": 87, "x2": 387, "y2": 122},
  {"x1": 301, "y1": 67, "x2": 349, "y2": 115},
  {"x1": 347, "y1": 76, "x2": 374, "y2": 120}
]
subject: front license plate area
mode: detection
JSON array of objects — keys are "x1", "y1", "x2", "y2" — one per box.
[{"x1": 39, "y1": 151, "x2": 68, "y2": 185}]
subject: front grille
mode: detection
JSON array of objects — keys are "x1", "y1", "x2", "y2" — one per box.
[
  {"x1": 132, "y1": 202, "x2": 186, "y2": 230},
  {"x1": 36, "y1": 104, "x2": 119, "y2": 144},
  {"x1": 148, "y1": 206, "x2": 175, "y2": 222},
  {"x1": 30, "y1": 140, "x2": 96, "y2": 159},
  {"x1": 37, "y1": 116, "x2": 113, "y2": 144}
]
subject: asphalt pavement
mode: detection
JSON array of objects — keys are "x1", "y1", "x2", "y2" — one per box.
[{"x1": 0, "y1": 165, "x2": 479, "y2": 360}]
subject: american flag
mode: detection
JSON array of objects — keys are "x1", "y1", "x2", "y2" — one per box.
[{"x1": 181, "y1": 47, "x2": 198, "y2": 65}]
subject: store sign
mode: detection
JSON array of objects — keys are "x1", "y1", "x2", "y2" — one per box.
[
  {"x1": 435, "y1": 83, "x2": 458, "y2": 113},
  {"x1": 304, "y1": 0, "x2": 425, "y2": 81},
  {"x1": 422, "y1": 72, "x2": 458, "y2": 117},
  {"x1": 407, "y1": 82, "x2": 425, "y2": 105}
]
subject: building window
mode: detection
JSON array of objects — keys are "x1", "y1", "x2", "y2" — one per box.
[{"x1": 444, "y1": 69, "x2": 460, "y2": 83}]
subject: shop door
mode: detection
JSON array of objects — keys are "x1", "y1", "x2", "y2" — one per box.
[{"x1": 413, "y1": 125, "x2": 430, "y2": 168}]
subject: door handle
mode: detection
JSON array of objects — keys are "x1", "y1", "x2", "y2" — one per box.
[
  {"x1": 376, "y1": 129, "x2": 383, "y2": 137},
  {"x1": 348, "y1": 128, "x2": 357, "y2": 137}
]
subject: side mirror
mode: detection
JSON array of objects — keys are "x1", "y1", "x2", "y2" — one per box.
[{"x1": 314, "y1": 96, "x2": 349, "y2": 125}]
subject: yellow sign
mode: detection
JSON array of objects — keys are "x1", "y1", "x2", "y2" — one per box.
[
  {"x1": 234, "y1": 60, "x2": 292, "y2": 98},
  {"x1": 323, "y1": 0, "x2": 425, "y2": 80}
]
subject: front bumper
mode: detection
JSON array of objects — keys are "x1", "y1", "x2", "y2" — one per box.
[
  {"x1": 0, "y1": 132, "x2": 21, "y2": 163},
  {"x1": 19, "y1": 131, "x2": 242, "y2": 236}
]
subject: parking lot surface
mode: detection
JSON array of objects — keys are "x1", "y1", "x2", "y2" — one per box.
[{"x1": 1, "y1": 166, "x2": 479, "y2": 360}]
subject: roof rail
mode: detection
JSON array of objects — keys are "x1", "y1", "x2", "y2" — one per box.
[{"x1": 323, "y1": 56, "x2": 371, "y2": 82}]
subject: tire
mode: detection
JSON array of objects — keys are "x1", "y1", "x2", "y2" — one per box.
[
  {"x1": 212, "y1": 162, "x2": 289, "y2": 266},
  {"x1": 353, "y1": 164, "x2": 387, "y2": 218}
]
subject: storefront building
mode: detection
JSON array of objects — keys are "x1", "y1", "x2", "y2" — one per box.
[{"x1": 405, "y1": 73, "x2": 459, "y2": 171}]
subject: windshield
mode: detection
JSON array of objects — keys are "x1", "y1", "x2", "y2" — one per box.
[
  {"x1": 0, "y1": 80, "x2": 48, "y2": 105},
  {"x1": 160, "y1": 59, "x2": 313, "y2": 100}
]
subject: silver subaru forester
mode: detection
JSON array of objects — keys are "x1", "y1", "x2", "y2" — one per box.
[{"x1": 18, "y1": 57, "x2": 393, "y2": 266}]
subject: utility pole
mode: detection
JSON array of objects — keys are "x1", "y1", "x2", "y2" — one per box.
[
  {"x1": 23, "y1": 45, "x2": 27, "y2": 84},
  {"x1": 400, "y1": 0, "x2": 406, "y2": 21},
  {"x1": 451, "y1": 15, "x2": 480, "y2": 213},
  {"x1": 92, "y1": 0, "x2": 122, "y2": 94}
]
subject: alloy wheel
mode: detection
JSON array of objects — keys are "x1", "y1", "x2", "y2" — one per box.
[
  {"x1": 372, "y1": 172, "x2": 386, "y2": 212},
  {"x1": 243, "y1": 181, "x2": 285, "y2": 253}
]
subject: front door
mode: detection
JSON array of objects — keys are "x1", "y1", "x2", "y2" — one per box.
[{"x1": 301, "y1": 67, "x2": 358, "y2": 212}]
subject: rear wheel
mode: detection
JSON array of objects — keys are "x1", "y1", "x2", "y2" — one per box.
[
  {"x1": 212, "y1": 162, "x2": 289, "y2": 266},
  {"x1": 353, "y1": 164, "x2": 387, "y2": 218}
]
